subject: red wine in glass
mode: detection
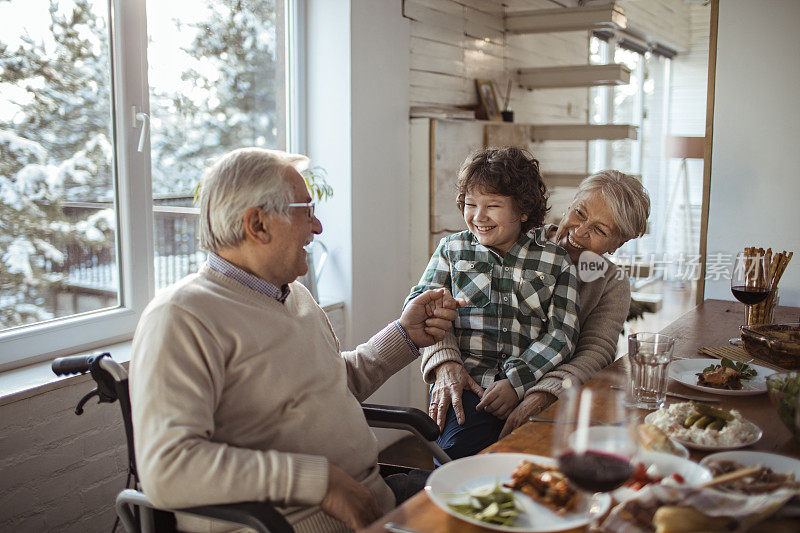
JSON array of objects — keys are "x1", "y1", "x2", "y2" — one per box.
[
  {"x1": 729, "y1": 252, "x2": 769, "y2": 345},
  {"x1": 731, "y1": 285, "x2": 770, "y2": 306},
  {"x1": 557, "y1": 450, "x2": 634, "y2": 492},
  {"x1": 551, "y1": 386, "x2": 637, "y2": 527}
]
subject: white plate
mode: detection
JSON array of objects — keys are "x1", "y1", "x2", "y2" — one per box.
[
  {"x1": 613, "y1": 450, "x2": 713, "y2": 502},
  {"x1": 700, "y1": 450, "x2": 800, "y2": 477},
  {"x1": 425, "y1": 453, "x2": 611, "y2": 532},
  {"x1": 644, "y1": 411, "x2": 763, "y2": 451},
  {"x1": 669, "y1": 359, "x2": 775, "y2": 396}
]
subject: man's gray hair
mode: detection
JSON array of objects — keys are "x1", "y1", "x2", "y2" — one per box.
[
  {"x1": 198, "y1": 147, "x2": 310, "y2": 252},
  {"x1": 576, "y1": 170, "x2": 650, "y2": 242}
]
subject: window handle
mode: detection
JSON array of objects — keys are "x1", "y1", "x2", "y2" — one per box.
[{"x1": 132, "y1": 106, "x2": 150, "y2": 153}]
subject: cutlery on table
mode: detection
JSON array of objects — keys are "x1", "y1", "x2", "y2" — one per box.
[
  {"x1": 384, "y1": 522, "x2": 422, "y2": 533},
  {"x1": 610, "y1": 385, "x2": 720, "y2": 403},
  {"x1": 528, "y1": 415, "x2": 558, "y2": 423},
  {"x1": 528, "y1": 415, "x2": 625, "y2": 425}
]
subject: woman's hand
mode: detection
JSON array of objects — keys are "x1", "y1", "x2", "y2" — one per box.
[
  {"x1": 498, "y1": 391, "x2": 557, "y2": 439},
  {"x1": 430, "y1": 361, "x2": 484, "y2": 430},
  {"x1": 475, "y1": 379, "x2": 519, "y2": 420}
]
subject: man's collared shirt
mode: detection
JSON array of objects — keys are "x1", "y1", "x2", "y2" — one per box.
[
  {"x1": 207, "y1": 253, "x2": 420, "y2": 357},
  {"x1": 207, "y1": 252, "x2": 290, "y2": 303},
  {"x1": 406, "y1": 227, "x2": 580, "y2": 398}
]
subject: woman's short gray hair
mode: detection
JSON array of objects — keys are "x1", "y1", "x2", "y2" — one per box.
[
  {"x1": 198, "y1": 147, "x2": 309, "y2": 252},
  {"x1": 577, "y1": 170, "x2": 650, "y2": 242}
]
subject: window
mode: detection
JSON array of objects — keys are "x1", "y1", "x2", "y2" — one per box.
[
  {"x1": 0, "y1": 0, "x2": 294, "y2": 370},
  {"x1": 147, "y1": 1, "x2": 287, "y2": 290},
  {"x1": 588, "y1": 35, "x2": 672, "y2": 259},
  {"x1": 589, "y1": 38, "x2": 646, "y2": 177}
]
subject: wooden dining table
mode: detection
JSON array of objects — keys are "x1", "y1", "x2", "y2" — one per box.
[{"x1": 363, "y1": 299, "x2": 800, "y2": 533}]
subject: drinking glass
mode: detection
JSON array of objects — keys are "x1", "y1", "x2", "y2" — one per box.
[
  {"x1": 729, "y1": 252, "x2": 769, "y2": 345},
  {"x1": 627, "y1": 332, "x2": 676, "y2": 409},
  {"x1": 553, "y1": 386, "x2": 637, "y2": 527}
]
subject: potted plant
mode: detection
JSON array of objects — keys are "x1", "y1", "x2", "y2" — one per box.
[{"x1": 298, "y1": 166, "x2": 332, "y2": 300}]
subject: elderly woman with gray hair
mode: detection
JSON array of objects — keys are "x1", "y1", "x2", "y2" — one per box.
[{"x1": 423, "y1": 169, "x2": 651, "y2": 452}]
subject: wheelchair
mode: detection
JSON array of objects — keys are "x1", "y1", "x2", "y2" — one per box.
[{"x1": 52, "y1": 352, "x2": 449, "y2": 533}]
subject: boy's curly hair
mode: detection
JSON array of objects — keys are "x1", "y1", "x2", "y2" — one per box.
[{"x1": 456, "y1": 147, "x2": 549, "y2": 232}]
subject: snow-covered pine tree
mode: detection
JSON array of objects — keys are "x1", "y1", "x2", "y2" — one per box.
[
  {"x1": 0, "y1": 0, "x2": 115, "y2": 327},
  {"x1": 150, "y1": 0, "x2": 280, "y2": 195}
]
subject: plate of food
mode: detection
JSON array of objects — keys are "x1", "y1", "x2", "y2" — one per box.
[
  {"x1": 669, "y1": 358, "x2": 774, "y2": 395},
  {"x1": 612, "y1": 450, "x2": 713, "y2": 502},
  {"x1": 700, "y1": 451, "x2": 800, "y2": 494},
  {"x1": 425, "y1": 453, "x2": 611, "y2": 532},
  {"x1": 643, "y1": 402, "x2": 762, "y2": 450}
]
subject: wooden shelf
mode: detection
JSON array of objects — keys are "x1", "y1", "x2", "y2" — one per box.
[
  {"x1": 505, "y1": 3, "x2": 626, "y2": 34},
  {"x1": 543, "y1": 173, "x2": 587, "y2": 189},
  {"x1": 543, "y1": 172, "x2": 641, "y2": 189},
  {"x1": 533, "y1": 124, "x2": 638, "y2": 141},
  {"x1": 516, "y1": 64, "x2": 631, "y2": 90},
  {"x1": 484, "y1": 123, "x2": 638, "y2": 145}
]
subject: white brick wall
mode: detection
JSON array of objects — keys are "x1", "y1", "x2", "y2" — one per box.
[{"x1": 0, "y1": 375, "x2": 128, "y2": 532}]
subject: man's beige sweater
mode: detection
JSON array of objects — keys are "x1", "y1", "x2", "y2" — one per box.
[{"x1": 130, "y1": 266, "x2": 416, "y2": 531}]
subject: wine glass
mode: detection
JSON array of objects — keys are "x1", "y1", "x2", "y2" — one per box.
[
  {"x1": 729, "y1": 252, "x2": 770, "y2": 345},
  {"x1": 552, "y1": 385, "x2": 637, "y2": 527}
]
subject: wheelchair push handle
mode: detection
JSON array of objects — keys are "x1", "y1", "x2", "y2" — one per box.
[{"x1": 52, "y1": 353, "x2": 109, "y2": 376}]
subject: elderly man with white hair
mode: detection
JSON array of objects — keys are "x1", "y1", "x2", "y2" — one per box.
[{"x1": 130, "y1": 147, "x2": 463, "y2": 532}]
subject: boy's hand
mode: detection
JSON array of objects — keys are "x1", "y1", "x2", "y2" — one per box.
[{"x1": 475, "y1": 379, "x2": 519, "y2": 420}]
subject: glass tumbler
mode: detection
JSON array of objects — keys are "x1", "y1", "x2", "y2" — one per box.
[{"x1": 627, "y1": 332, "x2": 676, "y2": 409}]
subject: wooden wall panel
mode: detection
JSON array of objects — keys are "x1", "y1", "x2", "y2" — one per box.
[
  {"x1": 406, "y1": 0, "x2": 701, "y2": 253},
  {"x1": 458, "y1": 0, "x2": 506, "y2": 16},
  {"x1": 405, "y1": 1, "x2": 465, "y2": 32},
  {"x1": 670, "y1": 3, "x2": 711, "y2": 135},
  {"x1": 618, "y1": 0, "x2": 691, "y2": 52},
  {"x1": 409, "y1": 20, "x2": 464, "y2": 47},
  {"x1": 410, "y1": 85, "x2": 472, "y2": 107},
  {"x1": 465, "y1": 7, "x2": 505, "y2": 43},
  {"x1": 410, "y1": 70, "x2": 469, "y2": 93},
  {"x1": 429, "y1": 120, "x2": 485, "y2": 233},
  {"x1": 411, "y1": 52, "x2": 465, "y2": 78}
]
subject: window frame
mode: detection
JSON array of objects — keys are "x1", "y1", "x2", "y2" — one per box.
[{"x1": 0, "y1": 0, "x2": 298, "y2": 371}]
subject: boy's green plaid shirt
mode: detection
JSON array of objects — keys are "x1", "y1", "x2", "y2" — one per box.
[{"x1": 406, "y1": 227, "x2": 580, "y2": 398}]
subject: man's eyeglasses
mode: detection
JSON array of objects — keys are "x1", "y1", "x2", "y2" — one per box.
[{"x1": 287, "y1": 201, "x2": 315, "y2": 220}]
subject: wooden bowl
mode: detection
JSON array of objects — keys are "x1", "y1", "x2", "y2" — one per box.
[{"x1": 740, "y1": 324, "x2": 800, "y2": 370}]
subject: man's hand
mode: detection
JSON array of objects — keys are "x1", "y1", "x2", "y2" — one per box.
[
  {"x1": 400, "y1": 288, "x2": 465, "y2": 348},
  {"x1": 475, "y1": 379, "x2": 519, "y2": 420},
  {"x1": 498, "y1": 391, "x2": 557, "y2": 439},
  {"x1": 320, "y1": 464, "x2": 382, "y2": 530},
  {"x1": 430, "y1": 361, "x2": 484, "y2": 430}
]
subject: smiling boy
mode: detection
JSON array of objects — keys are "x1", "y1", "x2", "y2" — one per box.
[{"x1": 406, "y1": 147, "x2": 580, "y2": 460}]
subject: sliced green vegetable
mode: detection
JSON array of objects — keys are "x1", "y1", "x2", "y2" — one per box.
[
  {"x1": 447, "y1": 482, "x2": 521, "y2": 526},
  {"x1": 684, "y1": 413, "x2": 702, "y2": 428},
  {"x1": 694, "y1": 402, "x2": 735, "y2": 421}
]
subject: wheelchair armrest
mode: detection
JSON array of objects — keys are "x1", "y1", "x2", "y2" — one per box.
[
  {"x1": 361, "y1": 403, "x2": 440, "y2": 441},
  {"x1": 179, "y1": 501, "x2": 292, "y2": 533},
  {"x1": 116, "y1": 489, "x2": 293, "y2": 533}
]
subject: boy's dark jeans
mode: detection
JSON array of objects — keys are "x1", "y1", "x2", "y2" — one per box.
[{"x1": 434, "y1": 390, "x2": 504, "y2": 465}]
